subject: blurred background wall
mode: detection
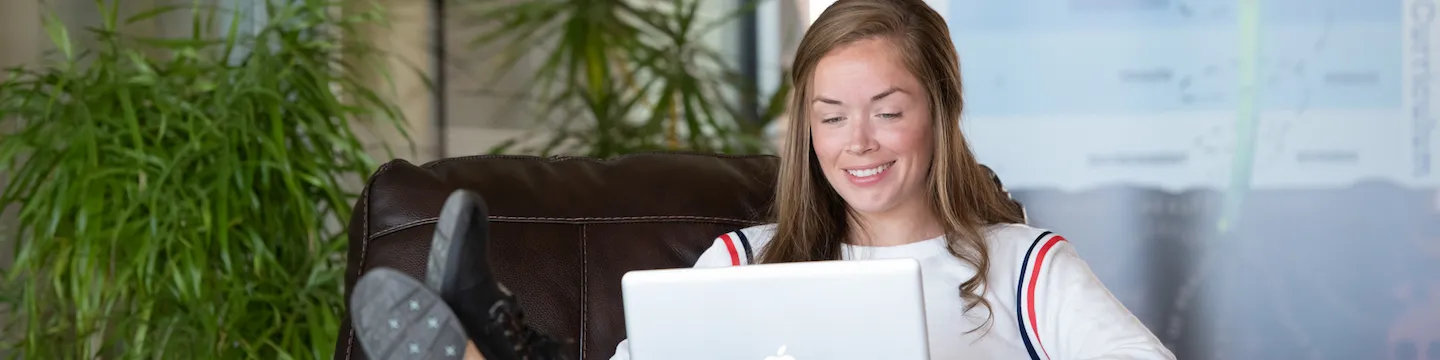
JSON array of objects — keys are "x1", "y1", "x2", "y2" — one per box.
[{"x1": 893, "y1": 0, "x2": 1440, "y2": 359}]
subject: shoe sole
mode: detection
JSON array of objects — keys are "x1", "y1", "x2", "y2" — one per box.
[
  {"x1": 351, "y1": 268, "x2": 471, "y2": 360},
  {"x1": 428, "y1": 190, "x2": 485, "y2": 293},
  {"x1": 427, "y1": 190, "x2": 521, "y2": 360}
]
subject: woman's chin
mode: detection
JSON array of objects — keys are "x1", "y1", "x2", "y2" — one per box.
[{"x1": 838, "y1": 193, "x2": 900, "y2": 215}]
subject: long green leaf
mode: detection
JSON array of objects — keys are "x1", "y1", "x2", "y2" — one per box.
[
  {"x1": 0, "y1": 0, "x2": 408, "y2": 358},
  {"x1": 459, "y1": 0, "x2": 774, "y2": 157}
]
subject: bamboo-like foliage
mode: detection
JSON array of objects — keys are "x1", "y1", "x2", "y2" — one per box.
[
  {"x1": 0, "y1": 0, "x2": 407, "y2": 358},
  {"x1": 461, "y1": 0, "x2": 791, "y2": 157}
]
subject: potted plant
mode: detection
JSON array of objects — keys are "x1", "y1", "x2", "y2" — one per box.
[
  {"x1": 458, "y1": 0, "x2": 791, "y2": 157},
  {"x1": 0, "y1": 0, "x2": 407, "y2": 358}
]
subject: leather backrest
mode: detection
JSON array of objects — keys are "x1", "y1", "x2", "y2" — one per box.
[{"x1": 333, "y1": 153, "x2": 779, "y2": 360}]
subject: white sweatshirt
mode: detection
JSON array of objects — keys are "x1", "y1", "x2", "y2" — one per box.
[{"x1": 610, "y1": 223, "x2": 1176, "y2": 360}]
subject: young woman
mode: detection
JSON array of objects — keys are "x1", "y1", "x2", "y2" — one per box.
[
  {"x1": 607, "y1": 0, "x2": 1173, "y2": 359},
  {"x1": 349, "y1": 0, "x2": 1173, "y2": 359}
]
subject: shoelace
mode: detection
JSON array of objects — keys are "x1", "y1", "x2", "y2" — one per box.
[{"x1": 489, "y1": 301, "x2": 558, "y2": 360}]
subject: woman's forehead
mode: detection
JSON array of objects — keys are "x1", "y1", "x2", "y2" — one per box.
[{"x1": 810, "y1": 41, "x2": 921, "y2": 103}]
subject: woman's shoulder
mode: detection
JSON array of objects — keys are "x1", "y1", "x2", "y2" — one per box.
[
  {"x1": 718, "y1": 223, "x2": 1057, "y2": 256},
  {"x1": 695, "y1": 224, "x2": 777, "y2": 267},
  {"x1": 981, "y1": 223, "x2": 1068, "y2": 262},
  {"x1": 728, "y1": 223, "x2": 778, "y2": 253},
  {"x1": 703, "y1": 223, "x2": 1068, "y2": 267},
  {"x1": 734, "y1": 223, "x2": 777, "y2": 242}
]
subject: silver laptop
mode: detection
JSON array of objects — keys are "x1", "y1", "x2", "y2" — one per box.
[{"x1": 620, "y1": 258, "x2": 931, "y2": 360}]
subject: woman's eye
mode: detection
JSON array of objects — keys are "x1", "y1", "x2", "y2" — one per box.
[
  {"x1": 821, "y1": 117, "x2": 843, "y2": 124},
  {"x1": 877, "y1": 112, "x2": 902, "y2": 119}
]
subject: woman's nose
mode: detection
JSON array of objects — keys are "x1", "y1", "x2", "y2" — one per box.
[{"x1": 845, "y1": 120, "x2": 877, "y2": 155}]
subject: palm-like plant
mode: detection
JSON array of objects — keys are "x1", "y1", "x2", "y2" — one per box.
[
  {"x1": 458, "y1": 0, "x2": 790, "y2": 157},
  {"x1": 0, "y1": 0, "x2": 406, "y2": 358}
]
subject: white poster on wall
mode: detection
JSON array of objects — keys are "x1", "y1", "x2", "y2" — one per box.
[{"x1": 942, "y1": 0, "x2": 1440, "y2": 191}]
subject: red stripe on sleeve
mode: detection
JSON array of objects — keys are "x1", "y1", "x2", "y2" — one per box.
[
  {"x1": 721, "y1": 233, "x2": 741, "y2": 266},
  {"x1": 1026, "y1": 235, "x2": 1066, "y2": 360}
]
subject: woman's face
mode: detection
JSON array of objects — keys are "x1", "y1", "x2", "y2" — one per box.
[{"x1": 809, "y1": 38, "x2": 934, "y2": 216}]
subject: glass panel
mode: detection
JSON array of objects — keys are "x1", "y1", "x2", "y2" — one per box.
[{"x1": 941, "y1": 0, "x2": 1440, "y2": 358}]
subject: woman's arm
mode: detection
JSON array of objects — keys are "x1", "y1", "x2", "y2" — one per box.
[
  {"x1": 1023, "y1": 234, "x2": 1176, "y2": 360},
  {"x1": 609, "y1": 233, "x2": 748, "y2": 360}
]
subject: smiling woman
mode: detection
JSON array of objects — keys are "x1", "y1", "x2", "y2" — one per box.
[
  {"x1": 607, "y1": 1, "x2": 1175, "y2": 358},
  {"x1": 342, "y1": 1, "x2": 1176, "y2": 359},
  {"x1": 808, "y1": 38, "x2": 936, "y2": 234}
]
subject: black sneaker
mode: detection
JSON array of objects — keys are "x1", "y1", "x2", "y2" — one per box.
[
  {"x1": 350, "y1": 268, "x2": 471, "y2": 360},
  {"x1": 428, "y1": 189, "x2": 575, "y2": 360}
]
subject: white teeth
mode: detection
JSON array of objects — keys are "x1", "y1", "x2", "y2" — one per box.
[{"x1": 846, "y1": 163, "x2": 891, "y2": 178}]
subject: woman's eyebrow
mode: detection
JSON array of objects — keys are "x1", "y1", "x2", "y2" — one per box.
[{"x1": 812, "y1": 87, "x2": 905, "y2": 105}]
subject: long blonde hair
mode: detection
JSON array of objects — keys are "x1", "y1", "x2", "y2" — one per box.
[{"x1": 758, "y1": 0, "x2": 1027, "y2": 332}]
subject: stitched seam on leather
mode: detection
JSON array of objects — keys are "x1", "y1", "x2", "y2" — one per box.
[
  {"x1": 492, "y1": 213, "x2": 766, "y2": 224},
  {"x1": 420, "y1": 152, "x2": 778, "y2": 169},
  {"x1": 580, "y1": 224, "x2": 589, "y2": 359},
  {"x1": 367, "y1": 216, "x2": 765, "y2": 241},
  {"x1": 346, "y1": 164, "x2": 390, "y2": 360},
  {"x1": 346, "y1": 186, "x2": 368, "y2": 360},
  {"x1": 370, "y1": 218, "x2": 438, "y2": 239},
  {"x1": 490, "y1": 215, "x2": 764, "y2": 223}
]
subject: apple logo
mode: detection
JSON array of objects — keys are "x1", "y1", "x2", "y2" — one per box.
[{"x1": 764, "y1": 345, "x2": 795, "y2": 360}]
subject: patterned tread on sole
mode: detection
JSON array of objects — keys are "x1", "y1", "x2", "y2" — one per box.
[{"x1": 352, "y1": 268, "x2": 471, "y2": 359}]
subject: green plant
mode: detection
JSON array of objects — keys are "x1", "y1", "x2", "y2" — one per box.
[
  {"x1": 460, "y1": 0, "x2": 791, "y2": 157},
  {"x1": 0, "y1": 1, "x2": 406, "y2": 358}
]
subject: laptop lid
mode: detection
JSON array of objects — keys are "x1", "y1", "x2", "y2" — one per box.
[{"x1": 620, "y1": 258, "x2": 931, "y2": 360}]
